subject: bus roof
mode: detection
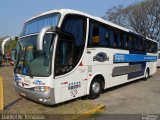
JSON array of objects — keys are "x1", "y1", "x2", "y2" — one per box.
[
  {"x1": 26, "y1": 9, "x2": 157, "y2": 43},
  {"x1": 26, "y1": 9, "x2": 130, "y2": 32}
]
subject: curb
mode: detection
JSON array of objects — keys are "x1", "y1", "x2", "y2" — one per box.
[
  {"x1": 71, "y1": 104, "x2": 105, "y2": 120},
  {"x1": 0, "y1": 76, "x2": 4, "y2": 111}
]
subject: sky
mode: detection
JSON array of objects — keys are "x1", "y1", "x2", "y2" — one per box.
[{"x1": 0, "y1": 0, "x2": 142, "y2": 37}]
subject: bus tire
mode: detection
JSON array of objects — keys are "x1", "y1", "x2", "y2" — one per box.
[
  {"x1": 88, "y1": 77, "x2": 102, "y2": 99},
  {"x1": 144, "y1": 68, "x2": 149, "y2": 80}
]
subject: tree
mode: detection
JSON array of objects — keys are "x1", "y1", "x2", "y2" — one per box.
[
  {"x1": 104, "y1": 0, "x2": 160, "y2": 49},
  {"x1": 4, "y1": 40, "x2": 17, "y2": 53},
  {"x1": 103, "y1": 5, "x2": 128, "y2": 27}
]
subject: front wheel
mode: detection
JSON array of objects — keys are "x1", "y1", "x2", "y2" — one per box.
[
  {"x1": 88, "y1": 77, "x2": 102, "y2": 99},
  {"x1": 144, "y1": 68, "x2": 149, "y2": 80}
]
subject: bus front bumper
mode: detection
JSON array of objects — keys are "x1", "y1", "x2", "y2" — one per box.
[{"x1": 14, "y1": 83, "x2": 56, "y2": 105}]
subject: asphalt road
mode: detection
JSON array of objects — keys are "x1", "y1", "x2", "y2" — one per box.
[{"x1": 90, "y1": 68, "x2": 160, "y2": 120}]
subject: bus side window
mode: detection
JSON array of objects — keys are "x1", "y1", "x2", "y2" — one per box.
[
  {"x1": 132, "y1": 36, "x2": 136, "y2": 50},
  {"x1": 139, "y1": 38, "x2": 143, "y2": 51},
  {"x1": 143, "y1": 39, "x2": 147, "y2": 52},
  {"x1": 105, "y1": 29, "x2": 109, "y2": 41},
  {"x1": 109, "y1": 29, "x2": 114, "y2": 47},
  {"x1": 66, "y1": 16, "x2": 85, "y2": 59},
  {"x1": 113, "y1": 30, "x2": 121, "y2": 48},
  {"x1": 55, "y1": 35, "x2": 75, "y2": 76},
  {"x1": 120, "y1": 31, "x2": 124, "y2": 48},
  {"x1": 127, "y1": 35, "x2": 132, "y2": 49},
  {"x1": 99, "y1": 26, "x2": 109, "y2": 47},
  {"x1": 122, "y1": 33, "x2": 127, "y2": 49},
  {"x1": 56, "y1": 15, "x2": 86, "y2": 76},
  {"x1": 92, "y1": 25, "x2": 99, "y2": 45},
  {"x1": 151, "y1": 42, "x2": 157, "y2": 53},
  {"x1": 150, "y1": 41, "x2": 154, "y2": 52},
  {"x1": 143, "y1": 39, "x2": 146, "y2": 52},
  {"x1": 88, "y1": 23, "x2": 100, "y2": 46},
  {"x1": 137, "y1": 37, "x2": 140, "y2": 51},
  {"x1": 125, "y1": 34, "x2": 129, "y2": 49},
  {"x1": 134, "y1": 37, "x2": 138, "y2": 50},
  {"x1": 89, "y1": 22, "x2": 110, "y2": 47},
  {"x1": 148, "y1": 41, "x2": 151, "y2": 52}
]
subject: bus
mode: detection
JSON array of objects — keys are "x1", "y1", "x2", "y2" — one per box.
[
  {"x1": 13, "y1": 9, "x2": 158, "y2": 105},
  {"x1": 0, "y1": 37, "x2": 17, "y2": 65},
  {"x1": 158, "y1": 51, "x2": 160, "y2": 67},
  {"x1": 10, "y1": 49, "x2": 16, "y2": 66}
]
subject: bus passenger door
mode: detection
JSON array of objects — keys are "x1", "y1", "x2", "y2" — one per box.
[
  {"x1": 54, "y1": 15, "x2": 87, "y2": 103},
  {"x1": 54, "y1": 33, "x2": 87, "y2": 103}
]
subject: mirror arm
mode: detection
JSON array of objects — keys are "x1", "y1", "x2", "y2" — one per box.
[
  {"x1": 37, "y1": 26, "x2": 59, "y2": 51},
  {"x1": 1, "y1": 36, "x2": 18, "y2": 55}
]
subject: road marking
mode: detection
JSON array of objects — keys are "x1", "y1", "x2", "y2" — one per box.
[{"x1": 0, "y1": 76, "x2": 4, "y2": 110}]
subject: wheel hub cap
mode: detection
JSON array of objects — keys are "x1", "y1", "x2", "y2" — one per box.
[{"x1": 92, "y1": 82, "x2": 100, "y2": 93}]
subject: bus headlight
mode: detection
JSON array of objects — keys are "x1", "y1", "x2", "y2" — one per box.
[{"x1": 33, "y1": 86, "x2": 50, "y2": 92}]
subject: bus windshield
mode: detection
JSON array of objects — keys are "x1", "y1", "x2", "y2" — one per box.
[
  {"x1": 15, "y1": 33, "x2": 55, "y2": 77},
  {"x1": 21, "y1": 13, "x2": 60, "y2": 36}
]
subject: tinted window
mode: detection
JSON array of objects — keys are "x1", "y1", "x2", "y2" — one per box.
[
  {"x1": 113, "y1": 30, "x2": 121, "y2": 48},
  {"x1": 88, "y1": 21, "x2": 109, "y2": 47},
  {"x1": 21, "y1": 13, "x2": 60, "y2": 36},
  {"x1": 55, "y1": 35, "x2": 74, "y2": 76},
  {"x1": 55, "y1": 15, "x2": 87, "y2": 76},
  {"x1": 127, "y1": 35, "x2": 134, "y2": 49},
  {"x1": 62, "y1": 15, "x2": 86, "y2": 47}
]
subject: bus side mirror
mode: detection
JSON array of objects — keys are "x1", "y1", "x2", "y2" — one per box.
[
  {"x1": 37, "y1": 26, "x2": 60, "y2": 51},
  {"x1": 1, "y1": 36, "x2": 18, "y2": 55}
]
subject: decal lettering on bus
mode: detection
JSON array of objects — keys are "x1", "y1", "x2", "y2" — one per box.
[
  {"x1": 114, "y1": 53, "x2": 157, "y2": 63},
  {"x1": 114, "y1": 54, "x2": 125, "y2": 62},
  {"x1": 68, "y1": 82, "x2": 81, "y2": 97},
  {"x1": 88, "y1": 66, "x2": 92, "y2": 72},
  {"x1": 33, "y1": 80, "x2": 45, "y2": 85}
]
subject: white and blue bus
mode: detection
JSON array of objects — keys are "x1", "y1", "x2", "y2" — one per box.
[{"x1": 13, "y1": 9, "x2": 158, "y2": 105}]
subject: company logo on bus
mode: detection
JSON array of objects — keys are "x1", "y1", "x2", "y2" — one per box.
[
  {"x1": 93, "y1": 52, "x2": 109, "y2": 62},
  {"x1": 114, "y1": 54, "x2": 125, "y2": 62},
  {"x1": 33, "y1": 80, "x2": 45, "y2": 85}
]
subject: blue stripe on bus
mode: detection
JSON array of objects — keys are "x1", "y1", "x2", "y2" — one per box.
[{"x1": 113, "y1": 53, "x2": 157, "y2": 63}]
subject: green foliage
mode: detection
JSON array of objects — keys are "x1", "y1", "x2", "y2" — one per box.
[{"x1": 4, "y1": 40, "x2": 17, "y2": 53}]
